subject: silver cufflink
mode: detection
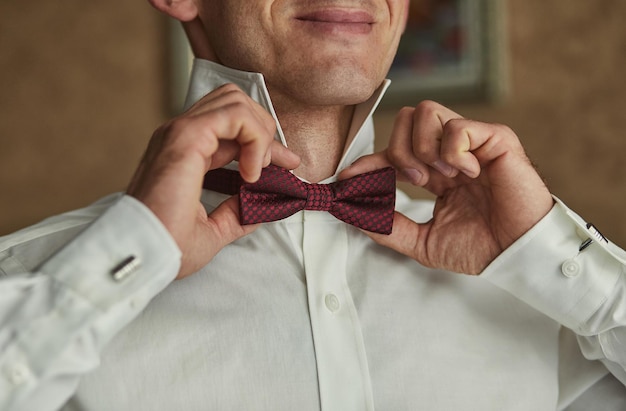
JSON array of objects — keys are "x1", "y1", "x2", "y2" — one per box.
[
  {"x1": 110, "y1": 255, "x2": 141, "y2": 282},
  {"x1": 579, "y1": 223, "x2": 608, "y2": 252}
]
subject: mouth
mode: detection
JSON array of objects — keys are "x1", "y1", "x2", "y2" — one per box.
[{"x1": 295, "y1": 9, "x2": 375, "y2": 35}]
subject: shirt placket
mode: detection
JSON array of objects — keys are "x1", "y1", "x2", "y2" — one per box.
[{"x1": 302, "y1": 211, "x2": 375, "y2": 411}]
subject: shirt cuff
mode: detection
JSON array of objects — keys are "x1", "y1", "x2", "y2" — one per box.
[
  {"x1": 1, "y1": 196, "x2": 182, "y2": 410},
  {"x1": 38, "y1": 194, "x2": 182, "y2": 312},
  {"x1": 481, "y1": 198, "x2": 624, "y2": 334}
]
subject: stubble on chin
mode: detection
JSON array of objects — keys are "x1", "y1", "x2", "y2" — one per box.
[{"x1": 272, "y1": 62, "x2": 384, "y2": 108}]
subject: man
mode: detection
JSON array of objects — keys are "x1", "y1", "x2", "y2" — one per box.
[{"x1": 1, "y1": 0, "x2": 626, "y2": 410}]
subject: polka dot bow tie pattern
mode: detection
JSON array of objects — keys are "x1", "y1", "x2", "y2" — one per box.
[{"x1": 203, "y1": 165, "x2": 396, "y2": 234}]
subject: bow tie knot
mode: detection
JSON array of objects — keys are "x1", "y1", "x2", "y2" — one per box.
[
  {"x1": 305, "y1": 184, "x2": 334, "y2": 211},
  {"x1": 203, "y1": 165, "x2": 396, "y2": 234}
]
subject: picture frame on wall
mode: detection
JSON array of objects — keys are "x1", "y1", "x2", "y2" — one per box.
[{"x1": 382, "y1": 0, "x2": 508, "y2": 107}]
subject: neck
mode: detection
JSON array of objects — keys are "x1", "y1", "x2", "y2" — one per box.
[{"x1": 272, "y1": 97, "x2": 355, "y2": 183}]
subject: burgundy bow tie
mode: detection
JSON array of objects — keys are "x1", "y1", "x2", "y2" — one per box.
[{"x1": 203, "y1": 165, "x2": 396, "y2": 234}]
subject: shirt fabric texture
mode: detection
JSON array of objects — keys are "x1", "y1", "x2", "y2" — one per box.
[{"x1": 1, "y1": 59, "x2": 626, "y2": 411}]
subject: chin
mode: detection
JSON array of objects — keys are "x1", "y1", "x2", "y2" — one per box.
[
  {"x1": 318, "y1": 87, "x2": 377, "y2": 106},
  {"x1": 321, "y1": 83, "x2": 381, "y2": 106},
  {"x1": 290, "y1": 71, "x2": 383, "y2": 106},
  {"x1": 264, "y1": 55, "x2": 390, "y2": 108}
]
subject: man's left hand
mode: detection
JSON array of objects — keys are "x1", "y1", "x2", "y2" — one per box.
[{"x1": 340, "y1": 101, "x2": 554, "y2": 274}]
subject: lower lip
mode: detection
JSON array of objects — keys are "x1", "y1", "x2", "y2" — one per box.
[{"x1": 296, "y1": 19, "x2": 373, "y2": 35}]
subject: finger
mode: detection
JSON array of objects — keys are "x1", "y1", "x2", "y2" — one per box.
[
  {"x1": 185, "y1": 101, "x2": 274, "y2": 182},
  {"x1": 178, "y1": 196, "x2": 259, "y2": 279},
  {"x1": 411, "y1": 101, "x2": 464, "y2": 177},
  {"x1": 439, "y1": 119, "x2": 487, "y2": 178},
  {"x1": 270, "y1": 141, "x2": 301, "y2": 169},
  {"x1": 209, "y1": 140, "x2": 300, "y2": 172},
  {"x1": 361, "y1": 211, "x2": 423, "y2": 262},
  {"x1": 245, "y1": 91, "x2": 281, "y2": 138},
  {"x1": 207, "y1": 140, "x2": 241, "y2": 170},
  {"x1": 236, "y1": 130, "x2": 274, "y2": 182},
  {"x1": 386, "y1": 107, "x2": 432, "y2": 186},
  {"x1": 186, "y1": 83, "x2": 251, "y2": 114},
  {"x1": 338, "y1": 151, "x2": 392, "y2": 180},
  {"x1": 190, "y1": 84, "x2": 278, "y2": 143},
  {"x1": 213, "y1": 89, "x2": 293, "y2": 173},
  {"x1": 440, "y1": 119, "x2": 525, "y2": 179},
  {"x1": 205, "y1": 196, "x2": 258, "y2": 250},
  {"x1": 220, "y1": 94, "x2": 277, "y2": 182},
  {"x1": 195, "y1": 88, "x2": 296, "y2": 172},
  {"x1": 184, "y1": 84, "x2": 277, "y2": 182}
]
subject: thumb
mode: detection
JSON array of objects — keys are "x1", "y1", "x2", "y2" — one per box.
[
  {"x1": 177, "y1": 196, "x2": 259, "y2": 279},
  {"x1": 339, "y1": 150, "x2": 419, "y2": 186},
  {"x1": 204, "y1": 195, "x2": 258, "y2": 250},
  {"x1": 362, "y1": 211, "x2": 425, "y2": 262},
  {"x1": 338, "y1": 151, "x2": 392, "y2": 180}
]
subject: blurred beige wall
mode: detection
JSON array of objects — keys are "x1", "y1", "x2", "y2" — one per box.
[
  {"x1": 1, "y1": 1, "x2": 625, "y2": 247},
  {"x1": 0, "y1": 2, "x2": 167, "y2": 235}
]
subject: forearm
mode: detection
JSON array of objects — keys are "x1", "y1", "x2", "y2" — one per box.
[{"x1": 0, "y1": 196, "x2": 181, "y2": 411}]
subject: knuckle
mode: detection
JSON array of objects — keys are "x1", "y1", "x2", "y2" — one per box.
[
  {"x1": 217, "y1": 82, "x2": 243, "y2": 94},
  {"x1": 442, "y1": 118, "x2": 465, "y2": 134},
  {"x1": 223, "y1": 99, "x2": 249, "y2": 114},
  {"x1": 413, "y1": 140, "x2": 435, "y2": 160},
  {"x1": 413, "y1": 100, "x2": 441, "y2": 117},
  {"x1": 397, "y1": 106, "x2": 415, "y2": 118},
  {"x1": 386, "y1": 145, "x2": 405, "y2": 164},
  {"x1": 215, "y1": 101, "x2": 253, "y2": 127},
  {"x1": 219, "y1": 102, "x2": 272, "y2": 144},
  {"x1": 162, "y1": 117, "x2": 193, "y2": 143},
  {"x1": 193, "y1": 83, "x2": 244, "y2": 107},
  {"x1": 165, "y1": 116, "x2": 219, "y2": 156},
  {"x1": 198, "y1": 133, "x2": 219, "y2": 154},
  {"x1": 494, "y1": 123, "x2": 515, "y2": 137},
  {"x1": 263, "y1": 115, "x2": 278, "y2": 135},
  {"x1": 439, "y1": 150, "x2": 457, "y2": 164},
  {"x1": 411, "y1": 134, "x2": 428, "y2": 152},
  {"x1": 216, "y1": 84, "x2": 252, "y2": 107},
  {"x1": 493, "y1": 123, "x2": 524, "y2": 152}
]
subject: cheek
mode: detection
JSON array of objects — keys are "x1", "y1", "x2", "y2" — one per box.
[{"x1": 202, "y1": 5, "x2": 272, "y2": 71}]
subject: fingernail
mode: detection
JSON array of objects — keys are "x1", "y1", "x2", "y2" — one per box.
[
  {"x1": 433, "y1": 160, "x2": 455, "y2": 177},
  {"x1": 403, "y1": 168, "x2": 424, "y2": 185},
  {"x1": 461, "y1": 167, "x2": 479, "y2": 178}
]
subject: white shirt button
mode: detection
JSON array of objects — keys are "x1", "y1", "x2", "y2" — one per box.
[
  {"x1": 561, "y1": 259, "x2": 581, "y2": 277},
  {"x1": 324, "y1": 294, "x2": 341, "y2": 313},
  {"x1": 5, "y1": 363, "x2": 30, "y2": 385}
]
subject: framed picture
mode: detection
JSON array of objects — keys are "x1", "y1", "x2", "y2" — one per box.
[{"x1": 382, "y1": 0, "x2": 508, "y2": 107}]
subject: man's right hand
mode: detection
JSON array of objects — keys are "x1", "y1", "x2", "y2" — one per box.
[{"x1": 126, "y1": 84, "x2": 300, "y2": 279}]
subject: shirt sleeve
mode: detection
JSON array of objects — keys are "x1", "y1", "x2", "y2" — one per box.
[
  {"x1": 481, "y1": 197, "x2": 626, "y2": 386},
  {"x1": 0, "y1": 195, "x2": 182, "y2": 411}
]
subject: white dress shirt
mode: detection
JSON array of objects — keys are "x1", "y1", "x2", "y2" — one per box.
[{"x1": 1, "y1": 59, "x2": 626, "y2": 411}]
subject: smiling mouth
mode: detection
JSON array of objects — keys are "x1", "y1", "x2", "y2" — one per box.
[{"x1": 295, "y1": 9, "x2": 375, "y2": 34}]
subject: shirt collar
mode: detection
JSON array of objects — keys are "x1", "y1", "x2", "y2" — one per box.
[{"x1": 184, "y1": 58, "x2": 390, "y2": 182}]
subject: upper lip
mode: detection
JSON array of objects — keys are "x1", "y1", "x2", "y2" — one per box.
[{"x1": 296, "y1": 9, "x2": 375, "y2": 24}]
